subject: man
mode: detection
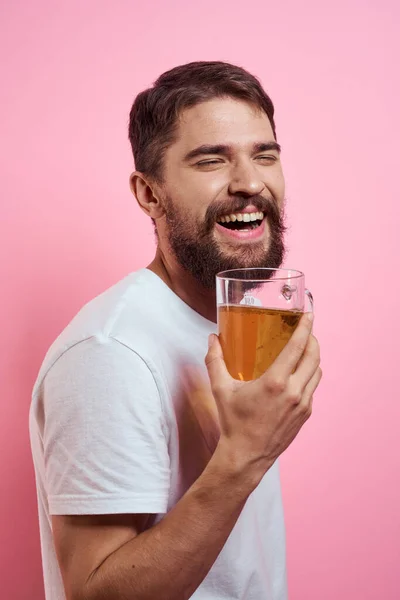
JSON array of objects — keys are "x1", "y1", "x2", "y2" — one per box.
[{"x1": 30, "y1": 61, "x2": 321, "y2": 600}]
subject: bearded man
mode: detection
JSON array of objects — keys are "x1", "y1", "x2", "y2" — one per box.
[{"x1": 30, "y1": 61, "x2": 321, "y2": 600}]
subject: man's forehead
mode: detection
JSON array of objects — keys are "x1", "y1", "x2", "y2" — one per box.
[{"x1": 175, "y1": 98, "x2": 274, "y2": 147}]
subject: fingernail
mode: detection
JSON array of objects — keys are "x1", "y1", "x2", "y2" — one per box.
[{"x1": 208, "y1": 334, "x2": 214, "y2": 349}]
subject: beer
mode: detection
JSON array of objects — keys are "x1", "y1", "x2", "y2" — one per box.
[{"x1": 218, "y1": 304, "x2": 302, "y2": 381}]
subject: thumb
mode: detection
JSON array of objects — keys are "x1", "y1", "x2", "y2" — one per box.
[{"x1": 205, "y1": 334, "x2": 231, "y2": 394}]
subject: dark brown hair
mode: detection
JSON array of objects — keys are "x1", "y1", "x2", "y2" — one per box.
[{"x1": 128, "y1": 61, "x2": 276, "y2": 181}]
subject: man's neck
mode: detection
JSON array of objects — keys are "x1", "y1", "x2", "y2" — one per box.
[{"x1": 147, "y1": 249, "x2": 217, "y2": 323}]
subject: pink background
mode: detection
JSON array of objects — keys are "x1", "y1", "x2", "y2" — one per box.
[{"x1": 2, "y1": 1, "x2": 399, "y2": 598}]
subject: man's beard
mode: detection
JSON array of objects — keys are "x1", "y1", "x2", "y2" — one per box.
[{"x1": 163, "y1": 194, "x2": 286, "y2": 290}]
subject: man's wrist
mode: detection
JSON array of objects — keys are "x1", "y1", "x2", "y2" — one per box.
[{"x1": 203, "y1": 439, "x2": 271, "y2": 500}]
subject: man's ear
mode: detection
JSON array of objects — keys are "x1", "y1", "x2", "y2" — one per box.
[{"x1": 129, "y1": 172, "x2": 165, "y2": 219}]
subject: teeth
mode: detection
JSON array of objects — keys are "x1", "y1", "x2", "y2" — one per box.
[{"x1": 217, "y1": 211, "x2": 264, "y2": 223}]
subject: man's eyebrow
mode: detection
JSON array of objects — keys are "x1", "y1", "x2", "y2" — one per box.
[
  {"x1": 183, "y1": 141, "x2": 281, "y2": 162},
  {"x1": 183, "y1": 144, "x2": 230, "y2": 162},
  {"x1": 253, "y1": 141, "x2": 281, "y2": 154}
]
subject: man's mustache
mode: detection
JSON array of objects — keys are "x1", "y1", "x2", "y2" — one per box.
[{"x1": 203, "y1": 195, "x2": 286, "y2": 235}]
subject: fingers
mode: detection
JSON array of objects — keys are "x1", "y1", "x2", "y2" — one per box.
[
  {"x1": 205, "y1": 334, "x2": 232, "y2": 397},
  {"x1": 265, "y1": 312, "x2": 314, "y2": 381},
  {"x1": 183, "y1": 366, "x2": 220, "y2": 422},
  {"x1": 298, "y1": 367, "x2": 323, "y2": 416},
  {"x1": 182, "y1": 366, "x2": 221, "y2": 453},
  {"x1": 293, "y1": 334, "x2": 320, "y2": 390}
]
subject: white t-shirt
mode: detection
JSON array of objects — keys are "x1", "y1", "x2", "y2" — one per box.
[{"x1": 29, "y1": 268, "x2": 287, "y2": 600}]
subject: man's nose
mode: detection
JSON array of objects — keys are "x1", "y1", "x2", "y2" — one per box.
[{"x1": 228, "y1": 161, "x2": 265, "y2": 197}]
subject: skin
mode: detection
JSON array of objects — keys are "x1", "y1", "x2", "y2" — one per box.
[
  {"x1": 132, "y1": 97, "x2": 285, "y2": 322},
  {"x1": 51, "y1": 98, "x2": 322, "y2": 600}
]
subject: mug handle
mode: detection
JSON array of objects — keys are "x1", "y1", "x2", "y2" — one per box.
[{"x1": 305, "y1": 289, "x2": 314, "y2": 313}]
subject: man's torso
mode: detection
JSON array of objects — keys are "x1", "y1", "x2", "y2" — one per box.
[{"x1": 30, "y1": 268, "x2": 287, "y2": 599}]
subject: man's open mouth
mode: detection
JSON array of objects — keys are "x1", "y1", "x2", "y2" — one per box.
[{"x1": 216, "y1": 211, "x2": 264, "y2": 231}]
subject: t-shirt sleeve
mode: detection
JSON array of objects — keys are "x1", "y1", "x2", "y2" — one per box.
[{"x1": 42, "y1": 336, "x2": 171, "y2": 516}]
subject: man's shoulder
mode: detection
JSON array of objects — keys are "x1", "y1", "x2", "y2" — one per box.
[
  {"x1": 65, "y1": 268, "x2": 157, "y2": 338},
  {"x1": 33, "y1": 269, "x2": 165, "y2": 392}
]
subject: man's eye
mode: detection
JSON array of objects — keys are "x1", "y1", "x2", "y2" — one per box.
[
  {"x1": 196, "y1": 159, "x2": 222, "y2": 166},
  {"x1": 255, "y1": 155, "x2": 277, "y2": 163}
]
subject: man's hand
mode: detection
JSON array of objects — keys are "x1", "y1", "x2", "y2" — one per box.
[{"x1": 205, "y1": 312, "x2": 322, "y2": 479}]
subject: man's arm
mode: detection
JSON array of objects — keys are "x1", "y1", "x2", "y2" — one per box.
[
  {"x1": 53, "y1": 314, "x2": 321, "y2": 600},
  {"x1": 53, "y1": 445, "x2": 257, "y2": 600}
]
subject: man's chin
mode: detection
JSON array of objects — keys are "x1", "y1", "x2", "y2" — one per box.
[{"x1": 217, "y1": 243, "x2": 270, "y2": 269}]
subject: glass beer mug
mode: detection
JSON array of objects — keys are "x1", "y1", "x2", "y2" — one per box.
[{"x1": 216, "y1": 268, "x2": 313, "y2": 381}]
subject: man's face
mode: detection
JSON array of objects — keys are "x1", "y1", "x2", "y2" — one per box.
[{"x1": 156, "y1": 97, "x2": 286, "y2": 289}]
